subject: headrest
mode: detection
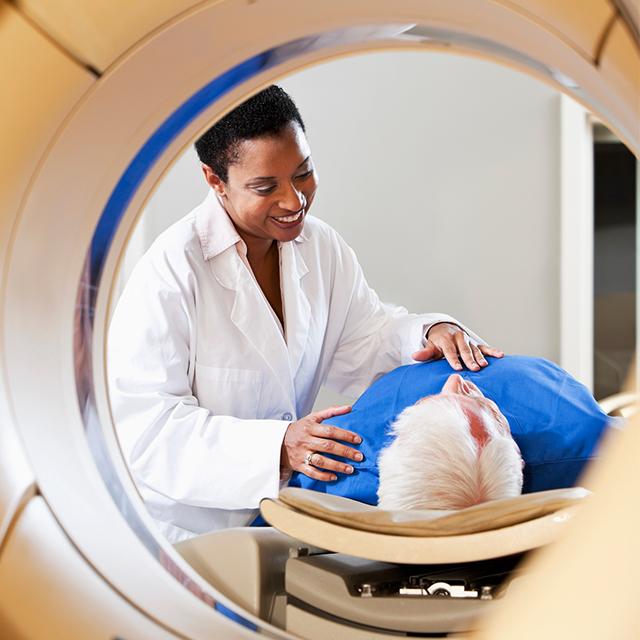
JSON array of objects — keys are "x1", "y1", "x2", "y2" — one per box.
[
  {"x1": 276, "y1": 486, "x2": 589, "y2": 536},
  {"x1": 260, "y1": 487, "x2": 590, "y2": 563}
]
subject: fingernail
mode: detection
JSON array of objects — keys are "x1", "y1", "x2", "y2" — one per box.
[
  {"x1": 355, "y1": 453, "x2": 364, "y2": 461},
  {"x1": 330, "y1": 475, "x2": 337, "y2": 481},
  {"x1": 345, "y1": 466, "x2": 353, "y2": 474},
  {"x1": 455, "y1": 364, "x2": 462, "y2": 370},
  {"x1": 354, "y1": 436, "x2": 362, "y2": 444}
]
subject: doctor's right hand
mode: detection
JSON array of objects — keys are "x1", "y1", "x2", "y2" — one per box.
[{"x1": 280, "y1": 405, "x2": 363, "y2": 481}]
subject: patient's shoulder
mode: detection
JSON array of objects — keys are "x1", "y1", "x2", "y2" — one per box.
[
  {"x1": 479, "y1": 355, "x2": 602, "y2": 417},
  {"x1": 479, "y1": 355, "x2": 569, "y2": 379}
]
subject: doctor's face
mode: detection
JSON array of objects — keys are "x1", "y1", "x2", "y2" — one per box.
[{"x1": 203, "y1": 121, "x2": 318, "y2": 244}]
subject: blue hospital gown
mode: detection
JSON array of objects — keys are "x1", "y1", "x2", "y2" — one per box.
[{"x1": 288, "y1": 356, "x2": 612, "y2": 504}]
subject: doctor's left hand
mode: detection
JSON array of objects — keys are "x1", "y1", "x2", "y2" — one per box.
[
  {"x1": 280, "y1": 405, "x2": 363, "y2": 482},
  {"x1": 412, "y1": 322, "x2": 504, "y2": 372}
]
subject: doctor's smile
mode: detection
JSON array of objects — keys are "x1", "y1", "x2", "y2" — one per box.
[{"x1": 269, "y1": 209, "x2": 305, "y2": 229}]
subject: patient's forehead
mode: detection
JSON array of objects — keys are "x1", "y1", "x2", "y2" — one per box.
[{"x1": 424, "y1": 393, "x2": 509, "y2": 445}]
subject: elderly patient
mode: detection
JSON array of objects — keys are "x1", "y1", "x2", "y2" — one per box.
[{"x1": 288, "y1": 355, "x2": 612, "y2": 510}]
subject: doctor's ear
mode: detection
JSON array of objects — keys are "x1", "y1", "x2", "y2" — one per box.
[{"x1": 201, "y1": 163, "x2": 227, "y2": 196}]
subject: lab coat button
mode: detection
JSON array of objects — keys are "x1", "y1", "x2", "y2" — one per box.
[{"x1": 282, "y1": 412, "x2": 293, "y2": 421}]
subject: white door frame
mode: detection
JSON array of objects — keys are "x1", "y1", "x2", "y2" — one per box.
[{"x1": 559, "y1": 94, "x2": 594, "y2": 390}]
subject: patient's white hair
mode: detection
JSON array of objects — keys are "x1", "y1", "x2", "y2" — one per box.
[{"x1": 377, "y1": 397, "x2": 523, "y2": 510}]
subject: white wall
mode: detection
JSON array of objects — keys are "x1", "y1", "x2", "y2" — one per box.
[
  {"x1": 283, "y1": 51, "x2": 561, "y2": 360},
  {"x1": 121, "y1": 50, "x2": 563, "y2": 403}
]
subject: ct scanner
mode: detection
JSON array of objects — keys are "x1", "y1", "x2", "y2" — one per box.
[{"x1": 1, "y1": 1, "x2": 639, "y2": 638}]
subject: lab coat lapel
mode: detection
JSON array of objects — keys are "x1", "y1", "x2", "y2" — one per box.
[
  {"x1": 280, "y1": 240, "x2": 311, "y2": 378},
  {"x1": 211, "y1": 248, "x2": 295, "y2": 402}
]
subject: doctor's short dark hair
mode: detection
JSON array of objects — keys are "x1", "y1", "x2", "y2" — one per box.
[{"x1": 194, "y1": 85, "x2": 306, "y2": 183}]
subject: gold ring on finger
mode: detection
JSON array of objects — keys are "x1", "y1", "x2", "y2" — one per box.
[{"x1": 305, "y1": 451, "x2": 316, "y2": 466}]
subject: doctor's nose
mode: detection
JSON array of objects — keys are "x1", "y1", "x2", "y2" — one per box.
[{"x1": 280, "y1": 184, "x2": 306, "y2": 212}]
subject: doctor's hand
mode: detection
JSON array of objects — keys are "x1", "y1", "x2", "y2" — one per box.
[
  {"x1": 412, "y1": 322, "x2": 504, "y2": 372},
  {"x1": 280, "y1": 405, "x2": 363, "y2": 482}
]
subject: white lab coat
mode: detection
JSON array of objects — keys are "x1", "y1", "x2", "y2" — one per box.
[{"x1": 108, "y1": 191, "x2": 479, "y2": 542}]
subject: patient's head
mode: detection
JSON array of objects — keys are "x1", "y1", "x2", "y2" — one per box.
[{"x1": 377, "y1": 374, "x2": 523, "y2": 511}]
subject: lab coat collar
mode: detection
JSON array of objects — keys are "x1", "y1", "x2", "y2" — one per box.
[
  {"x1": 198, "y1": 189, "x2": 312, "y2": 402},
  {"x1": 195, "y1": 190, "x2": 241, "y2": 261},
  {"x1": 195, "y1": 189, "x2": 307, "y2": 263}
]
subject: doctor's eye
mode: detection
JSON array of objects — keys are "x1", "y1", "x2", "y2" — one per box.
[
  {"x1": 294, "y1": 170, "x2": 314, "y2": 181},
  {"x1": 253, "y1": 184, "x2": 277, "y2": 195}
]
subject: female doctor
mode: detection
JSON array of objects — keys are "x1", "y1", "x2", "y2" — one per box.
[{"x1": 108, "y1": 86, "x2": 503, "y2": 542}]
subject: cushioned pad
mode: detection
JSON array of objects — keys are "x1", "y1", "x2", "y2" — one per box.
[{"x1": 276, "y1": 486, "x2": 589, "y2": 536}]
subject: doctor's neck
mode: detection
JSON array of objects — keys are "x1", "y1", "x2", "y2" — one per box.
[{"x1": 242, "y1": 233, "x2": 278, "y2": 267}]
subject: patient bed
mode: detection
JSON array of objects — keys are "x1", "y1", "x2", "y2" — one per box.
[{"x1": 176, "y1": 486, "x2": 588, "y2": 638}]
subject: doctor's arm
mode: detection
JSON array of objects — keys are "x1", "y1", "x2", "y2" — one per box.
[
  {"x1": 324, "y1": 232, "x2": 500, "y2": 397},
  {"x1": 107, "y1": 258, "x2": 289, "y2": 511}
]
